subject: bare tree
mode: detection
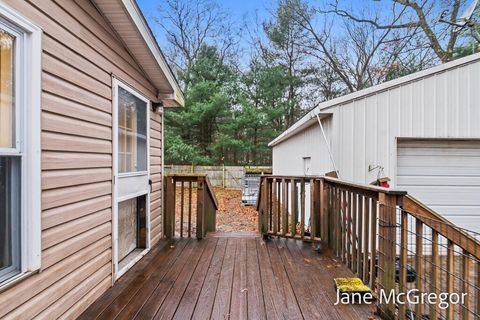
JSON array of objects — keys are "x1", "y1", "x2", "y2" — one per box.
[
  {"x1": 153, "y1": 0, "x2": 239, "y2": 86},
  {"x1": 285, "y1": 0, "x2": 404, "y2": 93},
  {"x1": 325, "y1": 0, "x2": 475, "y2": 63}
]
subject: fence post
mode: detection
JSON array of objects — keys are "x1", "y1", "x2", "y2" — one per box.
[
  {"x1": 164, "y1": 176, "x2": 176, "y2": 239},
  {"x1": 196, "y1": 176, "x2": 205, "y2": 239},
  {"x1": 377, "y1": 193, "x2": 397, "y2": 320}
]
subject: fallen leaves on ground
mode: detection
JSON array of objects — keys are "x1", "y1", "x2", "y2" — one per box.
[
  {"x1": 175, "y1": 187, "x2": 258, "y2": 234},
  {"x1": 214, "y1": 188, "x2": 258, "y2": 232}
]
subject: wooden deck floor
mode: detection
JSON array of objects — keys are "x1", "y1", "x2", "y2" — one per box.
[{"x1": 79, "y1": 236, "x2": 378, "y2": 320}]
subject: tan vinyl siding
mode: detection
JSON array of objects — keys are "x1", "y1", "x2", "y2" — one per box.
[
  {"x1": 0, "y1": 0, "x2": 163, "y2": 318},
  {"x1": 150, "y1": 111, "x2": 163, "y2": 246}
]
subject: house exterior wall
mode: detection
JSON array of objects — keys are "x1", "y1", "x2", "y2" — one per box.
[
  {"x1": 272, "y1": 56, "x2": 480, "y2": 187},
  {"x1": 0, "y1": 1, "x2": 164, "y2": 318}
]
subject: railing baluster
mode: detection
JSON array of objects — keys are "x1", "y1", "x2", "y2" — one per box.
[
  {"x1": 344, "y1": 190, "x2": 348, "y2": 262},
  {"x1": 337, "y1": 187, "x2": 341, "y2": 257},
  {"x1": 477, "y1": 259, "x2": 480, "y2": 320},
  {"x1": 333, "y1": 186, "x2": 337, "y2": 254},
  {"x1": 290, "y1": 179, "x2": 297, "y2": 237},
  {"x1": 369, "y1": 199, "x2": 377, "y2": 291},
  {"x1": 300, "y1": 179, "x2": 305, "y2": 239},
  {"x1": 346, "y1": 191, "x2": 353, "y2": 269},
  {"x1": 180, "y1": 181, "x2": 184, "y2": 237},
  {"x1": 399, "y1": 210, "x2": 408, "y2": 320},
  {"x1": 357, "y1": 195, "x2": 364, "y2": 277},
  {"x1": 352, "y1": 192, "x2": 357, "y2": 274},
  {"x1": 328, "y1": 186, "x2": 332, "y2": 247},
  {"x1": 415, "y1": 219, "x2": 423, "y2": 319},
  {"x1": 462, "y1": 249, "x2": 470, "y2": 320},
  {"x1": 272, "y1": 178, "x2": 277, "y2": 235},
  {"x1": 430, "y1": 230, "x2": 439, "y2": 320},
  {"x1": 310, "y1": 179, "x2": 316, "y2": 241},
  {"x1": 277, "y1": 180, "x2": 281, "y2": 234},
  {"x1": 282, "y1": 179, "x2": 287, "y2": 236},
  {"x1": 188, "y1": 181, "x2": 192, "y2": 237},
  {"x1": 319, "y1": 179, "x2": 326, "y2": 242},
  {"x1": 447, "y1": 240, "x2": 454, "y2": 320},
  {"x1": 362, "y1": 197, "x2": 370, "y2": 283}
]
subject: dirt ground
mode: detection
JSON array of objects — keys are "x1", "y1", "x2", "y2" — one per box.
[{"x1": 174, "y1": 187, "x2": 258, "y2": 236}]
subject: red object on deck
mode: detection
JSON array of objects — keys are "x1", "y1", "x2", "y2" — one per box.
[{"x1": 379, "y1": 181, "x2": 390, "y2": 188}]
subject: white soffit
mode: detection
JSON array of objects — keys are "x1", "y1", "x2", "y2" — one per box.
[{"x1": 93, "y1": 0, "x2": 184, "y2": 107}]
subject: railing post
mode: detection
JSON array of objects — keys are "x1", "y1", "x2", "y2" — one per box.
[
  {"x1": 377, "y1": 193, "x2": 397, "y2": 320},
  {"x1": 163, "y1": 176, "x2": 176, "y2": 239},
  {"x1": 196, "y1": 176, "x2": 205, "y2": 239},
  {"x1": 259, "y1": 177, "x2": 268, "y2": 235}
]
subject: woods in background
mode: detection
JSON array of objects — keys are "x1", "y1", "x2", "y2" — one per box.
[{"x1": 154, "y1": 0, "x2": 480, "y2": 166}]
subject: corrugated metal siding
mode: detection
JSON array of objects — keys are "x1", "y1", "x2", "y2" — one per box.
[
  {"x1": 273, "y1": 118, "x2": 333, "y2": 175},
  {"x1": 0, "y1": 0, "x2": 162, "y2": 318},
  {"x1": 273, "y1": 58, "x2": 480, "y2": 186}
]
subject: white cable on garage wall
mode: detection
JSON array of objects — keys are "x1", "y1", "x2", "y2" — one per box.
[{"x1": 316, "y1": 113, "x2": 340, "y2": 178}]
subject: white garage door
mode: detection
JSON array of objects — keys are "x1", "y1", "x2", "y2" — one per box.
[{"x1": 397, "y1": 139, "x2": 480, "y2": 233}]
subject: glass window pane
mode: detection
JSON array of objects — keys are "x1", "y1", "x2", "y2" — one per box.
[
  {"x1": 0, "y1": 29, "x2": 15, "y2": 149},
  {"x1": 0, "y1": 156, "x2": 20, "y2": 282},
  {"x1": 118, "y1": 87, "x2": 147, "y2": 173}
]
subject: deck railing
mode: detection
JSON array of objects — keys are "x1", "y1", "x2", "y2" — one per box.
[
  {"x1": 164, "y1": 174, "x2": 218, "y2": 239},
  {"x1": 257, "y1": 175, "x2": 480, "y2": 320}
]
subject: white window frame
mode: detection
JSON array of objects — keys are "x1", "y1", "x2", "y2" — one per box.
[{"x1": 0, "y1": 4, "x2": 42, "y2": 289}]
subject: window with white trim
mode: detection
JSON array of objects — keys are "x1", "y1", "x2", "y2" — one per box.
[{"x1": 0, "y1": 4, "x2": 41, "y2": 287}]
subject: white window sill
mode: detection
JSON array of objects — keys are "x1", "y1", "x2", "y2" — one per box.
[{"x1": 0, "y1": 270, "x2": 38, "y2": 293}]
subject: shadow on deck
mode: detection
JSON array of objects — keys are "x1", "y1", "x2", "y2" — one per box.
[{"x1": 79, "y1": 236, "x2": 378, "y2": 320}]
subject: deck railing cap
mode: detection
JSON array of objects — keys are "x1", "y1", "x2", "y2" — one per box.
[
  {"x1": 259, "y1": 175, "x2": 407, "y2": 196},
  {"x1": 166, "y1": 173, "x2": 208, "y2": 178}
]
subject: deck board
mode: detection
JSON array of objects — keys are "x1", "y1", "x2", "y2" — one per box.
[
  {"x1": 210, "y1": 238, "x2": 236, "y2": 320},
  {"x1": 191, "y1": 238, "x2": 227, "y2": 320},
  {"x1": 80, "y1": 236, "x2": 379, "y2": 320},
  {"x1": 113, "y1": 240, "x2": 190, "y2": 320},
  {"x1": 172, "y1": 238, "x2": 218, "y2": 319}
]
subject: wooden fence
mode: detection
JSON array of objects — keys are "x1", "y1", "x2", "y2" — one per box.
[
  {"x1": 164, "y1": 174, "x2": 218, "y2": 239},
  {"x1": 257, "y1": 175, "x2": 480, "y2": 320}
]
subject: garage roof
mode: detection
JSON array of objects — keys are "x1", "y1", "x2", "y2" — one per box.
[
  {"x1": 93, "y1": 0, "x2": 184, "y2": 107},
  {"x1": 269, "y1": 52, "x2": 480, "y2": 147}
]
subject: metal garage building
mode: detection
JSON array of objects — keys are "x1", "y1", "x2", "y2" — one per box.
[{"x1": 270, "y1": 53, "x2": 480, "y2": 232}]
